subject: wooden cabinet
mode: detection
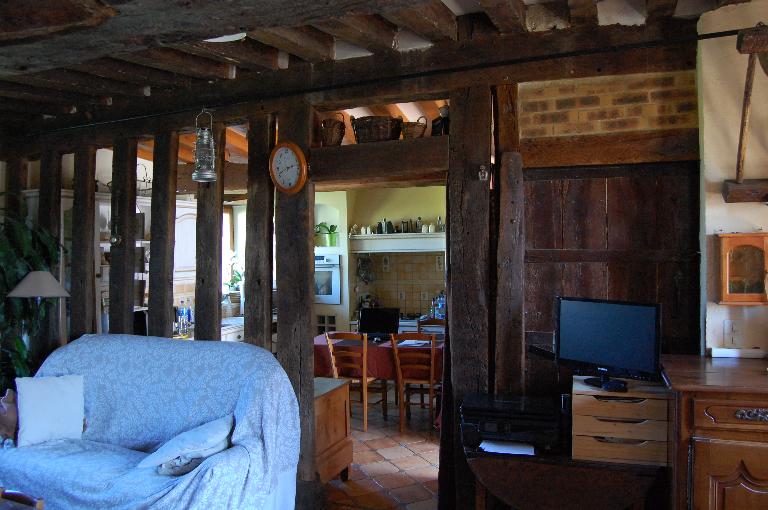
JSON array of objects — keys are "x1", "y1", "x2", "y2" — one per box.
[
  {"x1": 718, "y1": 233, "x2": 768, "y2": 305},
  {"x1": 314, "y1": 377, "x2": 353, "y2": 484},
  {"x1": 663, "y1": 355, "x2": 768, "y2": 510}
]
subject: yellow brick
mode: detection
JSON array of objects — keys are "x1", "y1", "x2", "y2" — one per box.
[{"x1": 553, "y1": 122, "x2": 597, "y2": 136}]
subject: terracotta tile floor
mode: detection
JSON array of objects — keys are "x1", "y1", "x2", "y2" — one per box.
[{"x1": 326, "y1": 392, "x2": 440, "y2": 510}]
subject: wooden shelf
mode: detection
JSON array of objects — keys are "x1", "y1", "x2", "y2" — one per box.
[
  {"x1": 349, "y1": 232, "x2": 445, "y2": 253},
  {"x1": 722, "y1": 179, "x2": 768, "y2": 203}
]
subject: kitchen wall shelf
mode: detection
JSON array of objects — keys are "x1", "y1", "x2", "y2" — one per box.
[{"x1": 349, "y1": 232, "x2": 445, "y2": 253}]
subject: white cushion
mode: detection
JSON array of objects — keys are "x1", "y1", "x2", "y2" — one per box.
[
  {"x1": 137, "y1": 414, "x2": 233, "y2": 469},
  {"x1": 15, "y1": 375, "x2": 85, "y2": 447}
]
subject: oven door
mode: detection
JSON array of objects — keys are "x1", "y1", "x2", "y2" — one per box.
[{"x1": 314, "y1": 263, "x2": 341, "y2": 304}]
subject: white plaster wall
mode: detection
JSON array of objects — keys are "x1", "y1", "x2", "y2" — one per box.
[
  {"x1": 700, "y1": 0, "x2": 768, "y2": 349},
  {"x1": 315, "y1": 191, "x2": 351, "y2": 330}
]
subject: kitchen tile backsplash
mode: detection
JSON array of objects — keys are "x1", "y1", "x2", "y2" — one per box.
[{"x1": 352, "y1": 252, "x2": 446, "y2": 316}]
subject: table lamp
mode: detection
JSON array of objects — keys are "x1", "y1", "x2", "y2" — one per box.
[{"x1": 8, "y1": 271, "x2": 70, "y2": 303}]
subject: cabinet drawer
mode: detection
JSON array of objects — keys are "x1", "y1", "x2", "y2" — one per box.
[
  {"x1": 693, "y1": 398, "x2": 768, "y2": 432},
  {"x1": 572, "y1": 414, "x2": 667, "y2": 441},
  {"x1": 572, "y1": 394, "x2": 668, "y2": 421},
  {"x1": 572, "y1": 435, "x2": 667, "y2": 465}
]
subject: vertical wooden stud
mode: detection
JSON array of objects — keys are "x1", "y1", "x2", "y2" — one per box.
[
  {"x1": 495, "y1": 152, "x2": 525, "y2": 395},
  {"x1": 274, "y1": 100, "x2": 320, "y2": 509},
  {"x1": 194, "y1": 123, "x2": 226, "y2": 340},
  {"x1": 148, "y1": 131, "x2": 179, "y2": 337},
  {"x1": 70, "y1": 145, "x2": 97, "y2": 340},
  {"x1": 109, "y1": 137, "x2": 138, "y2": 334},
  {"x1": 4, "y1": 156, "x2": 26, "y2": 219},
  {"x1": 245, "y1": 114, "x2": 276, "y2": 348},
  {"x1": 443, "y1": 86, "x2": 492, "y2": 509}
]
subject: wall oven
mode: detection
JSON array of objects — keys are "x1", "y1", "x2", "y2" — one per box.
[{"x1": 314, "y1": 254, "x2": 341, "y2": 305}]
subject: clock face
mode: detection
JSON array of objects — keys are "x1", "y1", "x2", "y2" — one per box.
[{"x1": 269, "y1": 141, "x2": 307, "y2": 194}]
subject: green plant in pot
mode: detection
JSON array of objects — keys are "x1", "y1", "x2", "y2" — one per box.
[
  {"x1": 314, "y1": 222, "x2": 338, "y2": 247},
  {"x1": 0, "y1": 192, "x2": 61, "y2": 392}
]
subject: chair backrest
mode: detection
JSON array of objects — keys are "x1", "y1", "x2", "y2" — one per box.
[
  {"x1": 390, "y1": 332, "x2": 438, "y2": 384},
  {"x1": 326, "y1": 332, "x2": 368, "y2": 380},
  {"x1": 417, "y1": 317, "x2": 445, "y2": 333},
  {"x1": 1, "y1": 489, "x2": 45, "y2": 509}
]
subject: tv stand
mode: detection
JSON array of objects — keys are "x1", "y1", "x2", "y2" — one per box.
[{"x1": 584, "y1": 373, "x2": 627, "y2": 393}]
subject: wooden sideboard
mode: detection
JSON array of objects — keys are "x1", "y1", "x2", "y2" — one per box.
[
  {"x1": 314, "y1": 377, "x2": 353, "y2": 484},
  {"x1": 662, "y1": 355, "x2": 768, "y2": 510}
]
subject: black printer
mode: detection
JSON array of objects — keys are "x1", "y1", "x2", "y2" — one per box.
[{"x1": 460, "y1": 394, "x2": 562, "y2": 453}]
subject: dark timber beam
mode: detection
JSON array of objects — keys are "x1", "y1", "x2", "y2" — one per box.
[
  {"x1": 248, "y1": 27, "x2": 334, "y2": 62},
  {"x1": 4, "y1": 156, "x2": 26, "y2": 219},
  {"x1": 568, "y1": 0, "x2": 598, "y2": 26},
  {"x1": 72, "y1": 58, "x2": 195, "y2": 89},
  {"x1": 645, "y1": 0, "x2": 678, "y2": 22},
  {"x1": 117, "y1": 48, "x2": 236, "y2": 81},
  {"x1": 109, "y1": 137, "x2": 138, "y2": 334},
  {"x1": 70, "y1": 145, "x2": 97, "y2": 340},
  {"x1": 443, "y1": 86, "x2": 492, "y2": 509},
  {"x1": 148, "y1": 131, "x2": 179, "y2": 338},
  {"x1": 194, "y1": 123, "x2": 226, "y2": 340},
  {"x1": 244, "y1": 115, "x2": 276, "y2": 348},
  {"x1": 274, "y1": 100, "x2": 319, "y2": 509},
  {"x1": 0, "y1": 80, "x2": 105, "y2": 106},
  {"x1": 0, "y1": 99, "x2": 76, "y2": 116},
  {"x1": 383, "y1": 0, "x2": 457, "y2": 42},
  {"x1": 478, "y1": 0, "x2": 527, "y2": 33},
  {"x1": 313, "y1": 15, "x2": 397, "y2": 53},
  {"x1": 175, "y1": 39, "x2": 280, "y2": 71},
  {"x1": 36, "y1": 150, "x2": 63, "y2": 363},
  {"x1": 6, "y1": 69, "x2": 149, "y2": 97}
]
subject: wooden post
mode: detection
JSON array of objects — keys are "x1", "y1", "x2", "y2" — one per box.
[
  {"x1": 495, "y1": 152, "x2": 525, "y2": 395},
  {"x1": 274, "y1": 101, "x2": 319, "y2": 508},
  {"x1": 194, "y1": 123, "x2": 226, "y2": 340},
  {"x1": 148, "y1": 131, "x2": 179, "y2": 337},
  {"x1": 735, "y1": 52, "x2": 757, "y2": 184},
  {"x1": 36, "y1": 150, "x2": 63, "y2": 361},
  {"x1": 444, "y1": 86, "x2": 492, "y2": 509},
  {"x1": 4, "y1": 156, "x2": 26, "y2": 219},
  {"x1": 109, "y1": 137, "x2": 138, "y2": 334},
  {"x1": 244, "y1": 114, "x2": 276, "y2": 348},
  {"x1": 70, "y1": 145, "x2": 97, "y2": 340}
]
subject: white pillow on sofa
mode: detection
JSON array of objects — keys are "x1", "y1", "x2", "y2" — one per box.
[
  {"x1": 15, "y1": 375, "x2": 85, "y2": 447},
  {"x1": 138, "y1": 414, "x2": 233, "y2": 470}
]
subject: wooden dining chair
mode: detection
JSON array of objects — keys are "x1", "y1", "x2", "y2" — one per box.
[
  {"x1": 326, "y1": 332, "x2": 387, "y2": 432},
  {"x1": 390, "y1": 332, "x2": 440, "y2": 433},
  {"x1": 415, "y1": 318, "x2": 445, "y2": 408},
  {"x1": 0, "y1": 489, "x2": 45, "y2": 509}
]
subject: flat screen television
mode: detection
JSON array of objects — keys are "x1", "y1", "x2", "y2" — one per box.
[
  {"x1": 359, "y1": 307, "x2": 400, "y2": 341},
  {"x1": 556, "y1": 297, "x2": 661, "y2": 392}
]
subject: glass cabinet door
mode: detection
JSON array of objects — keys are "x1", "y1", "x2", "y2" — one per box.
[{"x1": 720, "y1": 234, "x2": 768, "y2": 304}]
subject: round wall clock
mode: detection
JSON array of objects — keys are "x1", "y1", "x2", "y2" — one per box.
[{"x1": 269, "y1": 141, "x2": 308, "y2": 195}]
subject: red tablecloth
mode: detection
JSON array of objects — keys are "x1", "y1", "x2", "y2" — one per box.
[{"x1": 313, "y1": 334, "x2": 444, "y2": 381}]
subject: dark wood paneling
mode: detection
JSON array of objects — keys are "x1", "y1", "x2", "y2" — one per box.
[
  {"x1": 607, "y1": 175, "x2": 659, "y2": 250},
  {"x1": 524, "y1": 180, "x2": 562, "y2": 249},
  {"x1": 607, "y1": 262, "x2": 659, "y2": 303},
  {"x1": 4, "y1": 156, "x2": 25, "y2": 219},
  {"x1": 495, "y1": 152, "x2": 525, "y2": 396},
  {"x1": 562, "y1": 263, "x2": 608, "y2": 300},
  {"x1": 194, "y1": 124, "x2": 226, "y2": 340},
  {"x1": 244, "y1": 114, "x2": 276, "y2": 348},
  {"x1": 70, "y1": 145, "x2": 96, "y2": 340},
  {"x1": 445, "y1": 85, "x2": 492, "y2": 509},
  {"x1": 109, "y1": 137, "x2": 137, "y2": 334},
  {"x1": 148, "y1": 131, "x2": 178, "y2": 338},
  {"x1": 525, "y1": 263, "x2": 563, "y2": 333},
  {"x1": 562, "y1": 179, "x2": 606, "y2": 250}
]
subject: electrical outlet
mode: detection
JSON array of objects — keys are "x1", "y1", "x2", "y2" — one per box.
[
  {"x1": 398, "y1": 291, "x2": 406, "y2": 301},
  {"x1": 420, "y1": 291, "x2": 428, "y2": 301},
  {"x1": 723, "y1": 319, "x2": 743, "y2": 346}
]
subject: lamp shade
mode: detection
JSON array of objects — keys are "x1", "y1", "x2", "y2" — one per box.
[{"x1": 7, "y1": 271, "x2": 70, "y2": 298}]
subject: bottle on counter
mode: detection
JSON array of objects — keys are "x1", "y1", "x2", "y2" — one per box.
[{"x1": 178, "y1": 299, "x2": 188, "y2": 336}]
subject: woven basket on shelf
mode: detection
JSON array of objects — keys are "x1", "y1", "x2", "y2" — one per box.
[
  {"x1": 320, "y1": 112, "x2": 346, "y2": 147},
  {"x1": 350, "y1": 115, "x2": 403, "y2": 143},
  {"x1": 402, "y1": 116, "x2": 427, "y2": 139}
]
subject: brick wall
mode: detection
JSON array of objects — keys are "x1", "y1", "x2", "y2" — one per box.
[{"x1": 518, "y1": 70, "x2": 697, "y2": 139}]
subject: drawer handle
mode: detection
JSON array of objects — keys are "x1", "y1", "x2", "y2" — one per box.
[
  {"x1": 594, "y1": 396, "x2": 646, "y2": 404},
  {"x1": 593, "y1": 436, "x2": 648, "y2": 446},
  {"x1": 734, "y1": 408, "x2": 768, "y2": 422},
  {"x1": 594, "y1": 417, "x2": 648, "y2": 424}
]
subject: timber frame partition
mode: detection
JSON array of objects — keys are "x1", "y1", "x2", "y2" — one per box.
[{"x1": 1, "y1": 28, "x2": 700, "y2": 508}]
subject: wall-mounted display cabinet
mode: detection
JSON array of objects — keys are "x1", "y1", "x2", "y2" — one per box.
[{"x1": 718, "y1": 233, "x2": 768, "y2": 305}]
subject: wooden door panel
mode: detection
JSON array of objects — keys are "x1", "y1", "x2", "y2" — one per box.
[
  {"x1": 562, "y1": 262, "x2": 608, "y2": 300},
  {"x1": 693, "y1": 439, "x2": 768, "y2": 510},
  {"x1": 607, "y1": 262, "x2": 658, "y2": 304},
  {"x1": 524, "y1": 263, "x2": 562, "y2": 332},
  {"x1": 562, "y1": 178, "x2": 607, "y2": 250},
  {"x1": 524, "y1": 180, "x2": 563, "y2": 249},
  {"x1": 607, "y1": 175, "x2": 659, "y2": 250}
]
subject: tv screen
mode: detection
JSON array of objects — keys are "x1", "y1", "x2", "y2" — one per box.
[
  {"x1": 359, "y1": 308, "x2": 400, "y2": 337},
  {"x1": 556, "y1": 297, "x2": 660, "y2": 381}
]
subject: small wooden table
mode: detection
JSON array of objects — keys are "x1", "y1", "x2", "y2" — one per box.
[{"x1": 314, "y1": 377, "x2": 353, "y2": 483}]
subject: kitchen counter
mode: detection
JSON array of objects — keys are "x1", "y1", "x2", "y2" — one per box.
[{"x1": 349, "y1": 318, "x2": 445, "y2": 333}]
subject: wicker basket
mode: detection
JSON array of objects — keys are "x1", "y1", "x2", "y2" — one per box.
[
  {"x1": 320, "y1": 113, "x2": 345, "y2": 147},
  {"x1": 350, "y1": 115, "x2": 403, "y2": 143},
  {"x1": 402, "y1": 116, "x2": 427, "y2": 139}
]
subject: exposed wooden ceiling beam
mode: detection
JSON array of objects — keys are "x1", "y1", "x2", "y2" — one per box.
[
  {"x1": 383, "y1": 0, "x2": 457, "y2": 42},
  {"x1": 175, "y1": 39, "x2": 280, "y2": 71},
  {"x1": 137, "y1": 143, "x2": 154, "y2": 161},
  {"x1": 0, "y1": 98, "x2": 76, "y2": 115},
  {"x1": 645, "y1": 0, "x2": 678, "y2": 23},
  {"x1": 312, "y1": 14, "x2": 397, "y2": 53},
  {"x1": 0, "y1": 80, "x2": 108, "y2": 105},
  {"x1": 248, "y1": 27, "x2": 334, "y2": 62},
  {"x1": 478, "y1": 0, "x2": 527, "y2": 34},
  {"x1": 0, "y1": 0, "x2": 428, "y2": 76},
  {"x1": 5, "y1": 69, "x2": 149, "y2": 98},
  {"x1": 117, "y1": 48, "x2": 237, "y2": 80},
  {"x1": 526, "y1": 2, "x2": 570, "y2": 32},
  {"x1": 225, "y1": 128, "x2": 249, "y2": 158},
  {"x1": 416, "y1": 101, "x2": 440, "y2": 124},
  {"x1": 71, "y1": 58, "x2": 195, "y2": 89},
  {"x1": 568, "y1": 0, "x2": 598, "y2": 26}
]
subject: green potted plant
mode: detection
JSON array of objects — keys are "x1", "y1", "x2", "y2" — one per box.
[
  {"x1": 0, "y1": 192, "x2": 61, "y2": 392},
  {"x1": 225, "y1": 256, "x2": 243, "y2": 304},
  {"x1": 314, "y1": 222, "x2": 338, "y2": 247}
]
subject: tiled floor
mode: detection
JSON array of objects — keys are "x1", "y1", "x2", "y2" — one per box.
[{"x1": 325, "y1": 393, "x2": 440, "y2": 510}]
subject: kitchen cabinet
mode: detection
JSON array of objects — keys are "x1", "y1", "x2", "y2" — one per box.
[
  {"x1": 718, "y1": 233, "x2": 768, "y2": 305},
  {"x1": 692, "y1": 438, "x2": 768, "y2": 509},
  {"x1": 314, "y1": 377, "x2": 352, "y2": 483}
]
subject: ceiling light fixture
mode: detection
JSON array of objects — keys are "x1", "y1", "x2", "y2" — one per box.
[{"x1": 203, "y1": 33, "x2": 247, "y2": 43}]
